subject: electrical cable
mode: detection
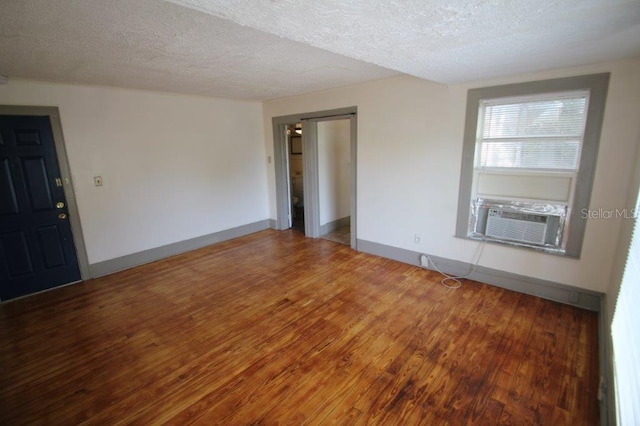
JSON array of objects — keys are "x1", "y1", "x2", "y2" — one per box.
[{"x1": 420, "y1": 240, "x2": 486, "y2": 289}]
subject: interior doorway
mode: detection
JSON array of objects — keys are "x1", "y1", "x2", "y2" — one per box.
[
  {"x1": 272, "y1": 107, "x2": 357, "y2": 249},
  {"x1": 287, "y1": 123, "x2": 305, "y2": 233}
]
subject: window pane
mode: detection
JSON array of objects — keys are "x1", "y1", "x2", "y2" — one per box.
[
  {"x1": 483, "y1": 96, "x2": 588, "y2": 139},
  {"x1": 478, "y1": 92, "x2": 589, "y2": 171},
  {"x1": 479, "y1": 139, "x2": 581, "y2": 170}
]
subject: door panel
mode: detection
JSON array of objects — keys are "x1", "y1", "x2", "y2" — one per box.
[
  {"x1": 37, "y1": 225, "x2": 67, "y2": 268},
  {"x1": 15, "y1": 129, "x2": 42, "y2": 146},
  {"x1": 0, "y1": 115, "x2": 80, "y2": 300},
  {"x1": 1, "y1": 231, "x2": 33, "y2": 278},
  {"x1": 0, "y1": 158, "x2": 19, "y2": 215},
  {"x1": 22, "y1": 157, "x2": 54, "y2": 211}
]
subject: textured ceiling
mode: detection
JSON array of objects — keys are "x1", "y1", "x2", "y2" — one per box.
[
  {"x1": 1, "y1": 0, "x2": 639, "y2": 100},
  {"x1": 170, "y1": 0, "x2": 640, "y2": 84},
  {"x1": 0, "y1": 0, "x2": 397, "y2": 100}
]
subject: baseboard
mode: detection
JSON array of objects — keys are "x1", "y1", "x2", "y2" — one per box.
[
  {"x1": 269, "y1": 219, "x2": 277, "y2": 229},
  {"x1": 320, "y1": 216, "x2": 351, "y2": 235},
  {"x1": 89, "y1": 219, "x2": 271, "y2": 278},
  {"x1": 357, "y1": 238, "x2": 603, "y2": 312}
]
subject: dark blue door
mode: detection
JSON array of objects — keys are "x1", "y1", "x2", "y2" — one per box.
[{"x1": 0, "y1": 115, "x2": 81, "y2": 300}]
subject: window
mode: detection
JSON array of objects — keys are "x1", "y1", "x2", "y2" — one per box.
[
  {"x1": 478, "y1": 92, "x2": 588, "y2": 170},
  {"x1": 456, "y1": 74, "x2": 609, "y2": 257}
]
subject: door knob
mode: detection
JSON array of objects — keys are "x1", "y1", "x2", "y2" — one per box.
[{"x1": 58, "y1": 213, "x2": 67, "y2": 220}]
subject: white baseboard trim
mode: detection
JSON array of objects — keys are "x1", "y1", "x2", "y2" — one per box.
[
  {"x1": 89, "y1": 219, "x2": 271, "y2": 278},
  {"x1": 357, "y1": 238, "x2": 603, "y2": 312}
]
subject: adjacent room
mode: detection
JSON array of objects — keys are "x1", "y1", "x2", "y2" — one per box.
[{"x1": 1, "y1": 0, "x2": 639, "y2": 424}]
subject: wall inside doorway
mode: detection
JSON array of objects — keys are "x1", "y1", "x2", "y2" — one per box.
[{"x1": 317, "y1": 119, "x2": 350, "y2": 228}]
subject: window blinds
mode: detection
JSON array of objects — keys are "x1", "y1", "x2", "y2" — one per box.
[
  {"x1": 478, "y1": 91, "x2": 589, "y2": 171},
  {"x1": 611, "y1": 196, "x2": 640, "y2": 425}
]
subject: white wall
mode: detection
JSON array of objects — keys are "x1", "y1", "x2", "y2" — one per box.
[
  {"x1": 0, "y1": 80, "x2": 268, "y2": 264},
  {"x1": 263, "y1": 58, "x2": 640, "y2": 293},
  {"x1": 318, "y1": 119, "x2": 350, "y2": 226}
]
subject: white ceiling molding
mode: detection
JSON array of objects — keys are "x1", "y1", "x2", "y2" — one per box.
[{"x1": 1, "y1": 0, "x2": 639, "y2": 100}]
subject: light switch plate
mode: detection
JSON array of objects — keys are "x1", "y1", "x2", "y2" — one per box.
[{"x1": 94, "y1": 176, "x2": 103, "y2": 187}]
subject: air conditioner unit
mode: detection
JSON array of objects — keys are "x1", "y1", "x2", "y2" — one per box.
[{"x1": 485, "y1": 209, "x2": 549, "y2": 246}]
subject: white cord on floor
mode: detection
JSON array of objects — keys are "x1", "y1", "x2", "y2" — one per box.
[{"x1": 420, "y1": 240, "x2": 486, "y2": 289}]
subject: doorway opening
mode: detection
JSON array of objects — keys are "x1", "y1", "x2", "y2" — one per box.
[
  {"x1": 273, "y1": 107, "x2": 357, "y2": 249},
  {"x1": 287, "y1": 123, "x2": 305, "y2": 233}
]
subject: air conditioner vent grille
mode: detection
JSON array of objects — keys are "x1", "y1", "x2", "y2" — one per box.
[{"x1": 485, "y1": 209, "x2": 549, "y2": 245}]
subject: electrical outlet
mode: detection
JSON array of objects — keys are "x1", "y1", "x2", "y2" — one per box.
[
  {"x1": 414, "y1": 234, "x2": 420, "y2": 244},
  {"x1": 94, "y1": 176, "x2": 103, "y2": 187},
  {"x1": 420, "y1": 255, "x2": 429, "y2": 267}
]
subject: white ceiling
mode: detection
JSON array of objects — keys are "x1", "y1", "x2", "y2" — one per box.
[{"x1": 1, "y1": 0, "x2": 639, "y2": 100}]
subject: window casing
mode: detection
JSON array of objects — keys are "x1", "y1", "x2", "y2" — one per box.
[{"x1": 456, "y1": 74, "x2": 609, "y2": 257}]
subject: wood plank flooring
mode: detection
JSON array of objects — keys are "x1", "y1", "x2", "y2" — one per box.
[
  {"x1": 0, "y1": 229, "x2": 600, "y2": 425},
  {"x1": 321, "y1": 226, "x2": 351, "y2": 246}
]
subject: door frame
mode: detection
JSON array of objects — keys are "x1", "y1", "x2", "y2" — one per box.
[
  {"x1": 0, "y1": 105, "x2": 90, "y2": 283},
  {"x1": 272, "y1": 106, "x2": 357, "y2": 249}
]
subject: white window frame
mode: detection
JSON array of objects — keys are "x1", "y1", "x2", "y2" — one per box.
[{"x1": 456, "y1": 74, "x2": 610, "y2": 258}]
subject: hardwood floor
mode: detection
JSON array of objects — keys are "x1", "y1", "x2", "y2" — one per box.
[
  {"x1": 321, "y1": 226, "x2": 351, "y2": 246},
  {"x1": 0, "y1": 230, "x2": 600, "y2": 425}
]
